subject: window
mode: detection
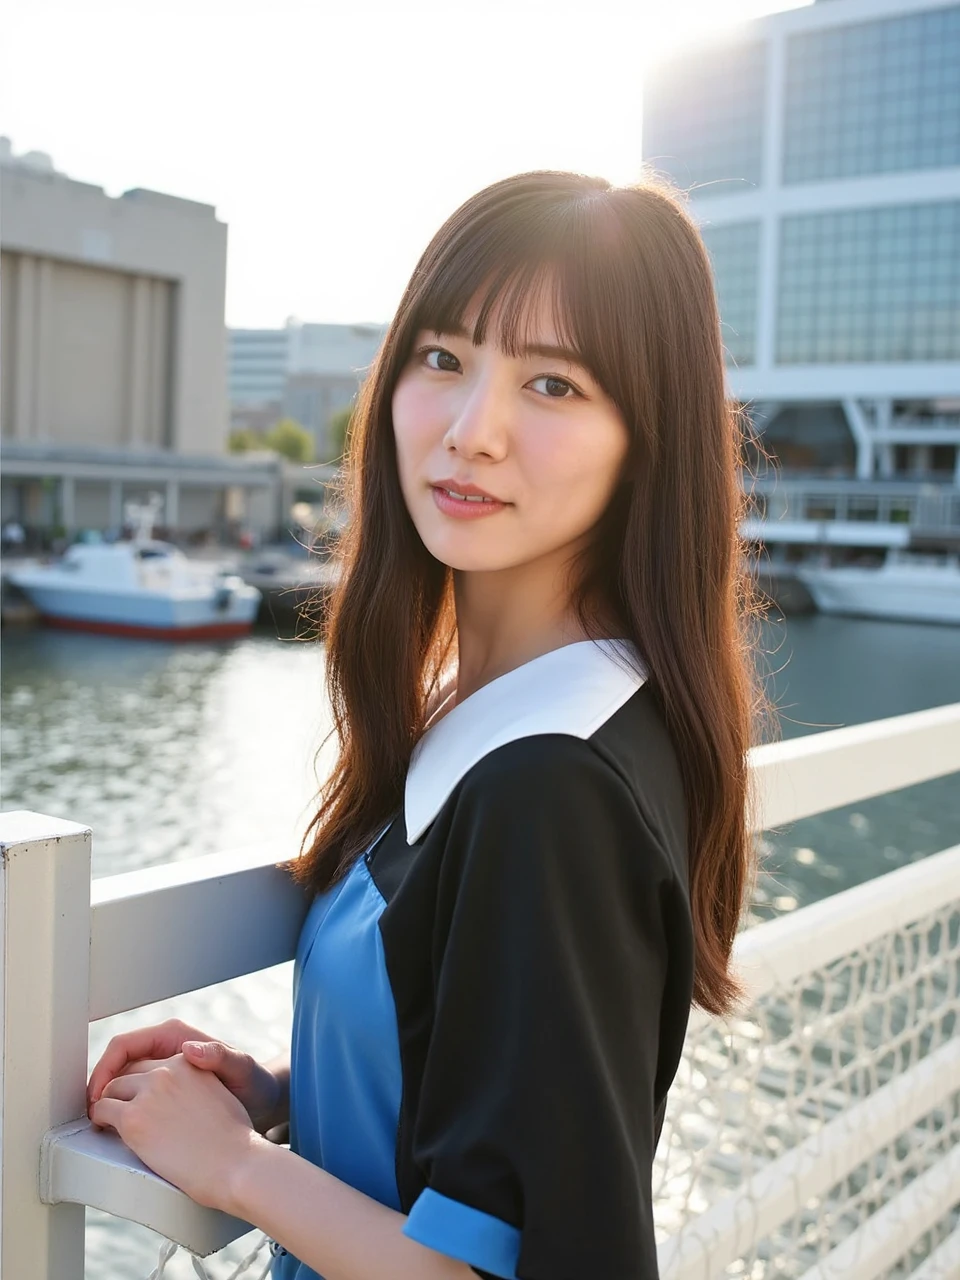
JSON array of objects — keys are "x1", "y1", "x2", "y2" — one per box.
[
  {"x1": 783, "y1": 7, "x2": 960, "y2": 183},
  {"x1": 701, "y1": 222, "x2": 761, "y2": 366},
  {"x1": 776, "y1": 201, "x2": 960, "y2": 364}
]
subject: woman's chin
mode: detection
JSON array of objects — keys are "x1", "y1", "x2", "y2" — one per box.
[
  {"x1": 429, "y1": 550, "x2": 516, "y2": 573},
  {"x1": 420, "y1": 534, "x2": 521, "y2": 575}
]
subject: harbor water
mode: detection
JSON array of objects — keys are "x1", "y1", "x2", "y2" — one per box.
[{"x1": 2, "y1": 615, "x2": 960, "y2": 1278}]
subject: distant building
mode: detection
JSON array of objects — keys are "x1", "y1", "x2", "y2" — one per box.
[
  {"x1": 0, "y1": 139, "x2": 303, "y2": 542},
  {"x1": 228, "y1": 327, "x2": 290, "y2": 415},
  {"x1": 642, "y1": 0, "x2": 960, "y2": 483},
  {"x1": 228, "y1": 320, "x2": 386, "y2": 459}
]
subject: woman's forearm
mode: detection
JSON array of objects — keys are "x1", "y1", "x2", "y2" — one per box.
[{"x1": 226, "y1": 1136, "x2": 472, "y2": 1280}]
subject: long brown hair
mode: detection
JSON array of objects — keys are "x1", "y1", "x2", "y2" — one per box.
[{"x1": 292, "y1": 169, "x2": 775, "y2": 1017}]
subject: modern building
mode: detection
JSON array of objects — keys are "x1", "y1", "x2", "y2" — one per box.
[
  {"x1": 0, "y1": 139, "x2": 306, "y2": 543},
  {"x1": 641, "y1": 0, "x2": 960, "y2": 483},
  {"x1": 228, "y1": 320, "x2": 386, "y2": 459}
]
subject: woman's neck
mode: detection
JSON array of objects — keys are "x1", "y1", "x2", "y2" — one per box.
[
  {"x1": 450, "y1": 549, "x2": 594, "y2": 705},
  {"x1": 455, "y1": 616, "x2": 589, "y2": 706}
]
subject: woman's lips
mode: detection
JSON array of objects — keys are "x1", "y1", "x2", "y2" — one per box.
[{"x1": 430, "y1": 484, "x2": 509, "y2": 519}]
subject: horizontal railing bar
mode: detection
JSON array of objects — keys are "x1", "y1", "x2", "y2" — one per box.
[
  {"x1": 657, "y1": 1036, "x2": 960, "y2": 1280},
  {"x1": 90, "y1": 841, "x2": 960, "y2": 1032},
  {"x1": 688, "y1": 842, "x2": 959, "y2": 1037},
  {"x1": 797, "y1": 1142, "x2": 960, "y2": 1280},
  {"x1": 90, "y1": 842, "x2": 310, "y2": 1021},
  {"x1": 748, "y1": 701, "x2": 960, "y2": 832},
  {"x1": 909, "y1": 1224, "x2": 960, "y2": 1280}
]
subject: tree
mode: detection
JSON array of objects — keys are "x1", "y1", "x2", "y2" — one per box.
[
  {"x1": 326, "y1": 405, "x2": 355, "y2": 463},
  {"x1": 263, "y1": 418, "x2": 315, "y2": 464},
  {"x1": 228, "y1": 427, "x2": 263, "y2": 453}
]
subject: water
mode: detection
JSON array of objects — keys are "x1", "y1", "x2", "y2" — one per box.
[
  {"x1": 747, "y1": 613, "x2": 960, "y2": 919},
  {"x1": 2, "y1": 615, "x2": 959, "y2": 1278}
]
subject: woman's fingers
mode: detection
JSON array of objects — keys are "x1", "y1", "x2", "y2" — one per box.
[
  {"x1": 181, "y1": 1041, "x2": 253, "y2": 1089},
  {"x1": 87, "y1": 1019, "x2": 212, "y2": 1107},
  {"x1": 117, "y1": 1057, "x2": 166, "y2": 1078},
  {"x1": 90, "y1": 1072, "x2": 141, "y2": 1132},
  {"x1": 100, "y1": 1074, "x2": 141, "y2": 1102},
  {"x1": 89, "y1": 1095, "x2": 126, "y2": 1133}
]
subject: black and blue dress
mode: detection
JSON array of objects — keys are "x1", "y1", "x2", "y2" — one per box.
[{"x1": 273, "y1": 638, "x2": 695, "y2": 1279}]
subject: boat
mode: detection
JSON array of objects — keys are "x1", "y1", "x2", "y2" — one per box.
[
  {"x1": 5, "y1": 497, "x2": 262, "y2": 640},
  {"x1": 740, "y1": 478, "x2": 960, "y2": 623},
  {"x1": 794, "y1": 547, "x2": 960, "y2": 625}
]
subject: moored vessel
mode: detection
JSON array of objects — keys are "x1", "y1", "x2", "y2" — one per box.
[{"x1": 5, "y1": 498, "x2": 261, "y2": 640}]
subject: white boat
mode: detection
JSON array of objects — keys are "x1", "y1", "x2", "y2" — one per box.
[
  {"x1": 740, "y1": 479, "x2": 960, "y2": 623},
  {"x1": 794, "y1": 548, "x2": 960, "y2": 625},
  {"x1": 6, "y1": 497, "x2": 261, "y2": 640}
]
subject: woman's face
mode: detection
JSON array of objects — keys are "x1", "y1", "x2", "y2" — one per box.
[{"x1": 391, "y1": 293, "x2": 630, "y2": 574}]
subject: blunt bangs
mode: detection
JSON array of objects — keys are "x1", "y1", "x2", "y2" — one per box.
[{"x1": 400, "y1": 185, "x2": 654, "y2": 446}]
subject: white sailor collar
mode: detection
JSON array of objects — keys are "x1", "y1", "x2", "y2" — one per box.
[{"x1": 404, "y1": 638, "x2": 648, "y2": 844}]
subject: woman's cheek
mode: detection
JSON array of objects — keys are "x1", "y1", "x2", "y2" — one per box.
[
  {"x1": 393, "y1": 379, "x2": 443, "y2": 461},
  {"x1": 526, "y1": 429, "x2": 624, "y2": 534},
  {"x1": 520, "y1": 428, "x2": 597, "y2": 508}
]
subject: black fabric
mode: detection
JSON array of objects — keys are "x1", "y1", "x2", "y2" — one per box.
[{"x1": 377, "y1": 687, "x2": 695, "y2": 1280}]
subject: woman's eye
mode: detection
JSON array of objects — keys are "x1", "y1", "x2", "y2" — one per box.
[
  {"x1": 423, "y1": 348, "x2": 461, "y2": 373},
  {"x1": 529, "y1": 374, "x2": 577, "y2": 399}
]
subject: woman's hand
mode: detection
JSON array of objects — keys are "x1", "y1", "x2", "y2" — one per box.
[
  {"x1": 87, "y1": 1018, "x2": 285, "y2": 1135},
  {"x1": 89, "y1": 1052, "x2": 263, "y2": 1211}
]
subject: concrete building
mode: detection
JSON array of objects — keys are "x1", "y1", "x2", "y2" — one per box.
[
  {"x1": 0, "y1": 139, "x2": 302, "y2": 542},
  {"x1": 641, "y1": 0, "x2": 960, "y2": 482},
  {"x1": 228, "y1": 320, "x2": 386, "y2": 459}
]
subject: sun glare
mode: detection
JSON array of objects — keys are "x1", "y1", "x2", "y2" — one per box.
[{"x1": 635, "y1": 0, "x2": 813, "y2": 68}]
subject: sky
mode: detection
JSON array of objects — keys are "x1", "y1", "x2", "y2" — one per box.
[{"x1": 2, "y1": 0, "x2": 811, "y2": 328}]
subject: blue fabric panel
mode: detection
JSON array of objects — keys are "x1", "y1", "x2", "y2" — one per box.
[
  {"x1": 402, "y1": 1187, "x2": 521, "y2": 1278},
  {"x1": 273, "y1": 852, "x2": 403, "y2": 1280}
]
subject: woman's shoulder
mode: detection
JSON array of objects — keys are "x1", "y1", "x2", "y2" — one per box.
[
  {"x1": 466, "y1": 679, "x2": 674, "y2": 774},
  {"x1": 462, "y1": 681, "x2": 680, "y2": 800},
  {"x1": 590, "y1": 681, "x2": 689, "y2": 874},
  {"x1": 435, "y1": 684, "x2": 688, "y2": 887}
]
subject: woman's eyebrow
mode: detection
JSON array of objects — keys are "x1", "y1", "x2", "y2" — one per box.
[
  {"x1": 519, "y1": 341, "x2": 586, "y2": 367},
  {"x1": 429, "y1": 324, "x2": 586, "y2": 368}
]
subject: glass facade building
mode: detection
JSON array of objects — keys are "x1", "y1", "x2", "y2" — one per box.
[
  {"x1": 640, "y1": 0, "x2": 960, "y2": 482},
  {"x1": 778, "y1": 200, "x2": 960, "y2": 364},
  {"x1": 700, "y1": 222, "x2": 762, "y2": 366},
  {"x1": 641, "y1": 2, "x2": 960, "y2": 368},
  {"x1": 642, "y1": 41, "x2": 767, "y2": 196},
  {"x1": 783, "y1": 6, "x2": 960, "y2": 184}
]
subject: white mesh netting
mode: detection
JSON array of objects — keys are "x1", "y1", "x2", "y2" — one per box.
[
  {"x1": 652, "y1": 877, "x2": 960, "y2": 1277},
  {"x1": 147, "y1": 1233, "x2": 273, "y2": 1280}
]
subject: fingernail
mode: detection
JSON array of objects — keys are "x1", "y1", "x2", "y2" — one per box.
[{"x1": 185, "y1": 1041, "x2": 206, "y2": 1056}]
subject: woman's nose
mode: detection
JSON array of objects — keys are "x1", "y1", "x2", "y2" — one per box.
[{"x1": 442, "y1": 376, "x2": 510, "y2": 461}]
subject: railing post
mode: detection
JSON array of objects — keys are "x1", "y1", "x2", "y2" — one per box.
[{"x1": 0, "y1": 810, "x2": 92, "y2": 1279}]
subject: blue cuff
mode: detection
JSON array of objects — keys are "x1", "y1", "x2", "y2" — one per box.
[{"x1": 402, "y1": 1187, "x2": 521, "y2": 1279}]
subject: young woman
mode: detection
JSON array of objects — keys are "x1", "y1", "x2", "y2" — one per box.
[{"x1": 87, "y1": 169, "x2": 769, "y2": 1279}]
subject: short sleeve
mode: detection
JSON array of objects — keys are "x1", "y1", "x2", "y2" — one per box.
[{"x1": 400, "y1": 735, "x2": 682, "y2": 1280}]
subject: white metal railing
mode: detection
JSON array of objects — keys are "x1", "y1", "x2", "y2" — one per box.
[
  {"x1": 749, "y1": 479, "x2": 960, "y2": 533},
  {"x1": 656, "y1": 842, "x2": 960, "y2": 1277},
  {"x1": 1, "y1": 700, "x2": 959, "y2": 1277}
]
